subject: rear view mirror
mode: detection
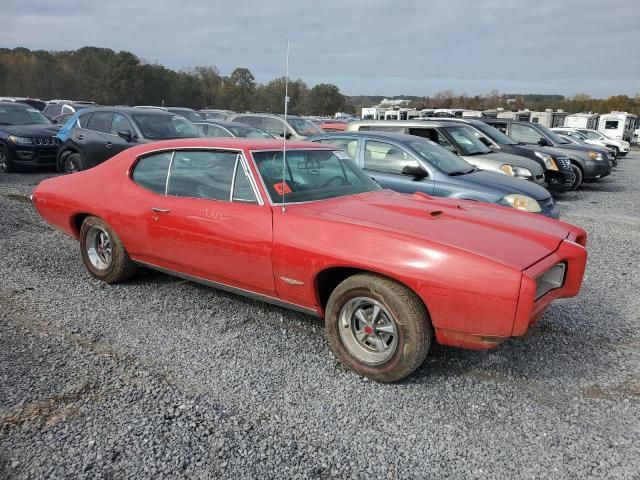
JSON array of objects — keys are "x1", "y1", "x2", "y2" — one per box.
[{"x1": 401, "y1": 165, "x2": 428, "y2": 177}]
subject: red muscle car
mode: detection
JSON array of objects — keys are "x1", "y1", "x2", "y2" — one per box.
[{"x1": 32, "y1": 138, "x2": 588, "y2": 382}]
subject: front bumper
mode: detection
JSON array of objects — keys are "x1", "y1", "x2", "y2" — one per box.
[
  {"x1": 10, "y1": 145, "x2": 58, "y2": 167},
  {"x1": 546, "y1": 169, "x2": 575, "y2": 192},
  {"x1": 582, "y1": 159, "x2": 611, "y2": 180},
  {"x1": 539, "y1": 197, "x2": 560, "y2": 219}
]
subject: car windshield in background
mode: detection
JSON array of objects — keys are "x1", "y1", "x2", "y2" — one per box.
[
  {"x1": 228, "y1": 125, "x2": 271, "y2": 138},
  {"x1": 0, "y1": 105, "x2": 51, "y2": 125},
  {"x1": 474, "y1": 123, "x2": 517, "y2": 145},
  {"x1": 580, "y1": 130, "x2": 602, "y2": 140},
  {"x1": 406, "y1": 138, "x2": 474, "y2": 175},
  {"x1": 168, "y1": 110, "x2": 205, "y2": 122},
  {"x1": 538, "y1": 125, "x2": 570, "y2": 144},
  {"x1": 444, "y1": 126, "x2": 492, "y2": 155},
  {"x1": 133, "y1": 114, "x2": 202, "y2": 139},
  {"x1": 287, "y1": 117, "x2": 324, "y2": 136},
  {"x1": 252, "y1": 149, "x2": 380, "y2": 203}
]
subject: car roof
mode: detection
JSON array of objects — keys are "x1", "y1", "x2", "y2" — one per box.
[
  {"x1": 127, "y1": 137, "x2": 336, "y2": 152},
  {"x1": 81, "y1": 106, "x2": 177, "y2": 116},
  {"x1": 232, "y1": 112, "x2": 304, "y2": 119},
  {"x1": 0, "y1": 101, "x2": 31, "y2": 108},
  {"x1": 311, "y1": 131, "x2": 429, "y2": 143},
  {"x1": 349, "y1": 119, "x2": 451, "y2": 127},
  {"x1": 195, "y1": 120, "x2": 259, "y2": 129},
  {"x1": 166, "y1": 107, "x2": 196, "y2": 111}
]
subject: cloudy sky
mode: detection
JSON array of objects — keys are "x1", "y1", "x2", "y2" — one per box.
[{"x1": 4, "y1": 0, "x2": 639, "y2": 98}]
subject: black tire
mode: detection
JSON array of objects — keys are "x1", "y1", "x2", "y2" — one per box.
[
  {"x1": 570, "y1": 163, "x2": 583, "y2": 190},
  {"x1": 0, "y1": 146, "x2": 15, "y2": 173},
  {"x1": 618, "y1": 152, "x2": 628, "y2": 157},
  {"x1": 325, "y1": 273, "x2": 432, "y2": 382},
  {"x1": 612, "y1": 146, "x2": 620, "y2": 158},
  {"x1": 64, "y1": 152, "x2": 86, "y2": 173},
  {"x1": 79, "y1": 216, "x2": 137, "y2": 283}
]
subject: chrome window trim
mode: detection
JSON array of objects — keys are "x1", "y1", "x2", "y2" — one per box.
[
  {"x1": 129, "y1": 146, "x2": 264, "y2": 206},
  {"x1": 164, "y1": 151, "x2": 176, "y2": 195},
  {"x1": 229, "y1": 155, "x2": 239, "y2": 202},
  {"x1": 135, "y1": 260, "x2": 319, "y2": 317}
]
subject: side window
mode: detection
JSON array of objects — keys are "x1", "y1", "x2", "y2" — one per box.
[
  {"x1": 264, "y1": 117, "x2": 286, "y2": 136},
  {"x1": 604, "y1": 121, "x2": 619, "y2": 130},
  {"x1": 510, "y1": 124, "x2": 543, "y2": 144},
  {"x1": 316, "y1": 138, "x2": 358, "y2": 158},
  {"x1": 200, "y1": 124, "x2": 233, "y2": 138},
  {"x1": 238, "y1": 116, "x2": 264, "y2": 129},
  {"x1": 491, "y1": 122, "x2": 508, "y2": 134},
  {"x1": 132, "y1": 152, "x2": 172, "y2": 194},
  {"x1": 86, "y1": 112, "x2": 113, "y2": 133},
  {"x1": 45, "y1": 104, "x2": 63, "y2": 117},
  {"x1": 111, "y1": 113, "x2": 135, "y2": 135},
  {"x1": 77, "y1": 111, "x2": 91, "y2": 128},
  {"x1": 232, "y1": 161, "x2": 258, "y2": 203},
  {"x1": 167, "y1": 150, "x2": 237, "y2": 201},
  {"x1": 364, "y1": 140, "x2": 419, "y2": 174}
]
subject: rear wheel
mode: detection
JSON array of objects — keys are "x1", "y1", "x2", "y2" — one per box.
[
  {"x1": 325, "y1": 273, "x2": 432, "y2": 382},
  {"x1": 80, "y1": 216, "x2": 137, "y2": 283},
  {"x1": 64, "y1": 153, "x2": 85, "y2": 173},
  {"x1": 0, "y1": 147, "x2": 15, "y2": 173},
  {"x1": 570, "y1": 163, "x2": 583, "y2": 190}
]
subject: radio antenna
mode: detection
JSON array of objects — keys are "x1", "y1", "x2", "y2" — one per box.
[{"x1": 281, "y1": 40, "x2": 290, "y2": 213}]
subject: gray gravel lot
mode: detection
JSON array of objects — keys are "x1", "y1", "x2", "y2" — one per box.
[{"x1": 1, "y1": 154, "x2": 639, "y2": 479}]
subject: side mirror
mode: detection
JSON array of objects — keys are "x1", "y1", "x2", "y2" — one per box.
[
  {"x1": 280, "y1": 132, "x2": 293, "y2": 140},
  {"x1": 118, "y1": 130, "x2": 134, "y2": 142},
  {"x1": 537, "y1": 137, "x2": 549, "y2": 146},
  {"x1": 401, "y1": 165, "x2": 428, "y2": 177},
  {"x1": 478, "y1": 136, "x2": 492, "y2": 147}
]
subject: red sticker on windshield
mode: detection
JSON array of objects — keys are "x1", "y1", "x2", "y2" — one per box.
[{"x1": 274, "y1": 182, "x2": 292, "y2": 195}]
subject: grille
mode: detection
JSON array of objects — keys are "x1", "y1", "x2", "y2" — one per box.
[
  {"x1": 556, "y1": 157, "x2": 571, "y2": 169},
  {"x1": 30, "y1": 136, "x2": 59, "y2": 146}
]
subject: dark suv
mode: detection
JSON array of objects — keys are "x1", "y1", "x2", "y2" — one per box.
[
  {"x1": 57, "y1": 107, "x2": 202, "y2": 172},
  {"x1": 482, "y1": 119, "x2": 611, "y2": 189},
  {"x1": 0, "y1": 102, "x2": 60, "y2": 173},
  {"x1": 430, "y1": 118, "x2": 575, "y2": 192}
]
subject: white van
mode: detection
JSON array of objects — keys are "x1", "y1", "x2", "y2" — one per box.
[
  {"x1": 564, "y1": 113, "x2": 599, "y2": 130},
  {"x1": 598, "y1": 112, "x2": 638, "y2": 142}
]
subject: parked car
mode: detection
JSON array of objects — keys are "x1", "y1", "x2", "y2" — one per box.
[
  {"x1": 308, "y1": 131, "x2": 559, "y2": 218},
  {"x1": 346, "y1": 120, "x2": 547, "y2": 186},
  {"x1": 0, "y1": 96, "x2": 47, "y2": 111},
  {"x1": 165, "y1": 107, "x2": 206, "y2": 123},
  {"x1": 318, "y1": 120, "x2": 348, "y2": 132},
  {"x1": 32, "y1": 137, "x2": 587, "y2": 382},
  {"x1": 552, "y1": 127, "x2": 630, "y2": 158},
  {"x1": 0, "y1": 101, "x2": 60, "y2": 173},
  {"x1": 57, "y1": 107, "x2": 202, "y2": 172},
  {"x1": 42, "y1": 100, "x2": 96, "y2": 121},
  {"x1": 193, "y1": 120, "x2": 272, "y2": 138},
  {"x1": 229, "y1": 112, "x2": 324, "y2": 139},
  {"x1": 481, "y1": 119, "x2": 611, "y2": 189},
  {"x1": 200, "y1": 109, "x2": 235, "y2": 120},
  {"x1": 422, "y1": 117, "x2": 575, "y2": 192}
]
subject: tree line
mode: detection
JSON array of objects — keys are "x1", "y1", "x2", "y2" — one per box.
[
  {"x1": 1, "y1": 47, "x2": 638, "y2": 116},
  {"x1": 0, "y1": 47, "x2": 351, "y2": 115}
]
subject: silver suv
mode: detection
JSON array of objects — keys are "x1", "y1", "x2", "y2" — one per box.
[{"x1": 228, "y1": 113, "x2": 323, "y2": 140}]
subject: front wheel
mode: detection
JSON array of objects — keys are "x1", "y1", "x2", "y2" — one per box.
[
  {"x1": 325, "y1": 273, "x2": 432, "y2": 382},
  {"x1": 0, "y1": 147, "x2": 15, "y2": 173},
  {"x1": 64, "y1": 152, "x2": 86, "y2": 173},
  {"x1": 570, "y1": 163, "x2": 583, "y2": 190},
  {"x1": 80, "y1": 216, "x2": 138, "y2": 283}
]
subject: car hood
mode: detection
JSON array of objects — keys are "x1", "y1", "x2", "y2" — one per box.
[
  {"x1": 458, "y1": 170, "x2": 551, "y2": 200},
  {"x1": 300, "y1": 190, "x2": 573, "y2": 271},
  {"x1": 2, "y1": 124, "x2": 61, "y2": 136},
  {"x1": 464, "y1": 151, "x2": 544, "y2": 175},
  {"x1": 549, "y1": 143, "x2": 607, "y2": 157}
]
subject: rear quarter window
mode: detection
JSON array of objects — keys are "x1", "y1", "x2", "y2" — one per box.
[{"x1": 131, "y1": 152, "x2": 172, "y2": 194}]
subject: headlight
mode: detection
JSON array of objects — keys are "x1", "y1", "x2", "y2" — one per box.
[
  {"x1": 588, "y1": 150, "x2": 605, "y2": 161},
  {"x1": 8, "y1": 135, "x2": 33, "y2": 145},
  {"x1": 501, "y1": 194, "x2": 542, "y2": 213},
  {"x1": 500, "y1": 164, "x2": 533, "y2": 178},
  {"x1": 534, "y1": 151, "x2": 558, "y2": 170}
]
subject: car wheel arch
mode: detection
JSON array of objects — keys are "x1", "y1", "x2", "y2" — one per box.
[{"x1": 314, "y1": 266, "x2": 430, "y2": 319}]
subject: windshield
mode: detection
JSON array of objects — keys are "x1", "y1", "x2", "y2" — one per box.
[
  {"x1": 536, "y1": 124, "x2": 569, "y2": 144},
  {"x1": 443, "y1": 126, "x2": 492, "y2": 155},
  {"x1": 0, "y1": 105, "x2": 51, "y2": 125},
  {"x1": 579, "y1": 130, "x2": 603, "y2": 140},
  {"x1": 228, "y1": 125, "x2": 271, "y2": 138},
  {"x1": 133, "y1": 114, "x2": 203, "y2": 139},
  {"x1": 287, "y1": 117, "x2": 323, "y2": 136},
  {"x1": 406, "y1": 138, "x2": 474, "y2": 174},
  {"x1": 169, "y1": 109, "x2": 205, "y2": 122},
  {"x1": 252, "y1": 149, "x2": 380, "y2": 203},
  {"x1": 473, "y1": 123, "x2": 517, "y2": 145}
]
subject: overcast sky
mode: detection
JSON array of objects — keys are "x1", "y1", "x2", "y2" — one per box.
[{"x1": 4, "y1": 0, "x2": 639, "y2": 98}]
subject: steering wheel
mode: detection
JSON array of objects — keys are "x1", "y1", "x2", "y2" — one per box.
[{"x1": 322, "y1": 175, "x2": 347, "y2": 187}]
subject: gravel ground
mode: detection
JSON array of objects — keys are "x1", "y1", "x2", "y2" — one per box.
[{"x1": 1, "y1": 153, "x2": 639, "y2": 479}]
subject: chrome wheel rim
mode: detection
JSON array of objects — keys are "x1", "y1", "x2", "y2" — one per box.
[
  {"x1": 338, "y1": 297, "x2": 398, "y2": 366},
  {"x1": 65, "y1": 158, "x2": 78, "y2": 173},
  {"x1": 0, "y1": 151, "x2": 8, "y2": 173},
  {"x1": 86, "y1": 227, "x2": 112, "y2": 270}
]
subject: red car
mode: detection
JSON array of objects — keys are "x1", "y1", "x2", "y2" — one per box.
[{"x1": 32, "y1": 138, "x2": 588, "y2": 382}]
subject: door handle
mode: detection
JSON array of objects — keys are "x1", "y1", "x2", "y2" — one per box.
[
  {"x1": 76, "y1": 135, "x2": 84, "y2": 140},
  {"x1": 151, "y1": 207, "x2": 171, "y2": 213},
  {"x1": 105, "y1": 142, "x2": 112, "y2": 148}
]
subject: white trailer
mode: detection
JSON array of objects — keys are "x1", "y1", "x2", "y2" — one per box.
[
  {"x1": 565, "y1": 113, "x2": 600, "y2": 130},
  {"x1": 598, "y1": 112, "x2": 639, "y2": 142},
  {"x1": 497, "y1": 110, "x2": 532, "y2": 121},
  {"x1": 529, "y1": 109, "x2": 568, "y2": 128},
  {"x1": 361, "y1": 107, "x2": 385, "y2": 120}
]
